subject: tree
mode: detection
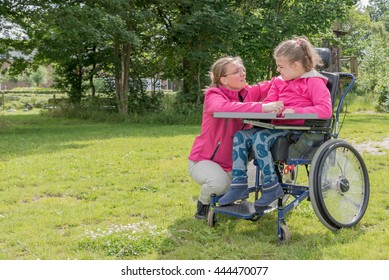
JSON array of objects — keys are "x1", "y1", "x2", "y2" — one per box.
[
  {"x1": 1, "y1": 0, "x2": 152, "y2": 114},
  {"x1": 2, "y1": 0, "x2": 359, "y2": 113},
  {"x1": 367, "y1": 0, "x2": 389, "y2": 23},
  {"x1": 154, "y1": 0, "x2": 357, "y2": 107},
  {"x1": 153, "y1": 0, "x2": 237, "y2": 106},
  {"x1": 232, "y1": 0, "x2": 358, "y2": 80},
  {"x1": 30, "y1": 66, "x2": 47, "y2": 86},
  {"x1": 339, "y1": 1, "x2": 389, "y2": 111}
]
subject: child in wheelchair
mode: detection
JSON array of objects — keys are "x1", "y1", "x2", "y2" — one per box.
[{"x1": 218, "y1": 36, "x2": 333, "y2": 210}]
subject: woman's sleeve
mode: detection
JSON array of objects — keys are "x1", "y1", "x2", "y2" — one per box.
[
  {"x1": 244, "y1": 80, "x2": 273, "y2": 102},
  {"x1": 263, "y1": 79, "x2": 281, "y2": 103},
  {"x1": 245, "y1": 78, "x2": 278, "y2": 102},
  {"x1": 205, "y1": 89, "x2": 263, "y2": 113}
]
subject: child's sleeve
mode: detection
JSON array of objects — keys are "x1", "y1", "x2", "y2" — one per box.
[{"x1": 294, "y1": 78, "x2": 332, "y2": 118}]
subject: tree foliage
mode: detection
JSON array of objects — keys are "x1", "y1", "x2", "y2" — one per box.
[
  {"x1": 339, "y1": 1, "x2": 389, "y2": 111},
  {"x1": 1, "y1": 0, "x2": 363, "y2": 113},
  {"x1": 151, "y1": 0, "x2": 357, "y2": 106}
]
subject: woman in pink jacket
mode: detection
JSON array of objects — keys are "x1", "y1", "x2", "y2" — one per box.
[
  {"x1": 218, "y1": 37, "x2": 332, "y2": 209},
  {"x1": 188, "y1": 56, "x2": 283, "y2": 219}
]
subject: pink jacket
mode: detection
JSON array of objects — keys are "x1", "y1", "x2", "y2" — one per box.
[
  {"x1": 188, "y1": 81, "x2": 272, "y2": 171},
  {"x1": 264, "y1": 70, "x2": 332, "y2": 126}
]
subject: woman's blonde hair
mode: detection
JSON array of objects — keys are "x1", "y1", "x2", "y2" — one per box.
[
  {"x1": 274, "y1": 36, "x2": 322, "y2": 71},
  {"x1": 208, "y1": 56, "x2": 245, "y2": 87}
]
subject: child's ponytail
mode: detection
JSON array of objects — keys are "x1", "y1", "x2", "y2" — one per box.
[{"x1": 274, "y1": 36, "x2": 323, "y2": 72}]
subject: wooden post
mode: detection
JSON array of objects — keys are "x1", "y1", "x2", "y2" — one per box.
[
  {"x1": 340, "y1": 56, "x2": 358, "y2": 77},
  {"x1": 349, "y1": 56, "x2": 358, "y2": 77},
  {"x1": 1, "y1": 83, "x2": 4, "y2": 109}
]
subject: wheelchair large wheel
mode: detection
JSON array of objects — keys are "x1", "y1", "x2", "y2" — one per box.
[{"x1": 309, "y1": 139, "x2": 370, "y2": 231}]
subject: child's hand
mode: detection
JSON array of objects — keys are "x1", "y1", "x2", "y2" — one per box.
[
  {"x1": 281, "y1": 108, "x2": 295, "y2": 116},
  {"x1": 262, "y1": 101, "x2": 284, "y2": 114}
]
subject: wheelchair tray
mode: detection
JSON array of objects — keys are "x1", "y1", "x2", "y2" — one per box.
[
  {"x1": 214, "y1": 112, "x2": 326, "y2": 131},
  {"x1": 213, "y1": 112, "x2": 318, "y2": 120}
]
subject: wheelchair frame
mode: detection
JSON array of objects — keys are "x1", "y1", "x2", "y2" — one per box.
[{"x1": 209, "y1": 52, "x2": 370, "y2": 243}]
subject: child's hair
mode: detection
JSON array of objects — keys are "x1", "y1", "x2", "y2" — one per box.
[
  {"x1": 273, "y1": 36, "x2": 323, "y2": 72},
  {"x1": 208, "y1": 56, "x2": 245, "y2": 87}
]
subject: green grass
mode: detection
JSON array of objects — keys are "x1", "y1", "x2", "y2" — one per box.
[{"x1": 0, "y1": 109, "x2": 388, "y2": 260}]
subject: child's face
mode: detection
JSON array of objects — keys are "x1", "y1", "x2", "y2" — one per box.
[
  {"x1": 220, "y1": 61, "x2": 247, "y2": 90},
  {"x1": 275, "y1": 56, "x2": 305, "y2": 81}
]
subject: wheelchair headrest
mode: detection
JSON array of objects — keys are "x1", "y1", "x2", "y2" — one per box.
[{"x1": 315, "y1": 48, "x2": 331, "y2": 70}]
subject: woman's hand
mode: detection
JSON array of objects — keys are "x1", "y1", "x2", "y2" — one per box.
[{"x1": 262, "y1": 101, "x2": 284, "y2": 114}]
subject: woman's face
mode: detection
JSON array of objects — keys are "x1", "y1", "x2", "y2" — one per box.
[{"x1": 220, "y1": 61, "x2": 246, "y2": 90}]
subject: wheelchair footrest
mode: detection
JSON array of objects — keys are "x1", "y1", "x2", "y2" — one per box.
[{"x1": 213, "y1": 201, "x2": 264, "y2": 219}]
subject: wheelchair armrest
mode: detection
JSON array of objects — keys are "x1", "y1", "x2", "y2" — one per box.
[
  {"x1": 244, "y1": 121, "x2": 331, "y2": 132},
  {"x1": 304, "y1": 119, "x2": 332, "y2": 133},
  {"x1": 304, "y1": 119, "x2": 328, "y2": 126}
]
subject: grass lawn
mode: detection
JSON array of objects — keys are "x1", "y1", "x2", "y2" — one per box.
[{"x1": 0, "y1": 109, "x2": 388, "y2": 260}]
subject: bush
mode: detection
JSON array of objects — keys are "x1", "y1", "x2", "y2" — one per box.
[
  {"x1": 41, "y1": 104, "x2": 128, "y2": 122},
  {"x1": 343, "y1": 80, "x2": 378, "y2": 112},
  {"x1": 99, "y1": 76, "x2": 164, "y2": 115},
  {"x1": 1, "y1": 92, "x2": 63, "y2": 110},
  {"x1": 3, "y1": 87, "x2": 60, "y2": 94},
  {"x1": 42, "y1": 102, "x2": 203, "y2": 125},
  {"x1": 127, "y1": 90, "x2": 164, "y2": 114},
  {"x1": 173, "y1": 89, "x2": 204, "y2": 114},
  {"x1": 376, "y1": 83, "x2": 389, "y2": 113}
]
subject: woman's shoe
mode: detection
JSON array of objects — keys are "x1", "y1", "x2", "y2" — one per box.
[{"x1": 194, "y1": 200, "x2": 210, "y2": 220}]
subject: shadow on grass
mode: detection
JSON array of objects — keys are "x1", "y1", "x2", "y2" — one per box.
[
  {"x1": 159, "y1": 209, "x2": 370, "y2": 260},
  {"x1": 0, "y1": 113, "x2": 199, "y2": 160}
]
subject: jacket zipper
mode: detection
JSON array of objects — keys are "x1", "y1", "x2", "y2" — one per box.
[{"x1": 210, "y1": 141, "x2": 221, "y2": 160}]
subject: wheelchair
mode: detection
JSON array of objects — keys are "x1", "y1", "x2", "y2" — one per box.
[{"x1": 210, "y1": 48, "x2": 370, "y2": 243}]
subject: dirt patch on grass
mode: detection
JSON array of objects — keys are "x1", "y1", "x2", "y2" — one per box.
[{"x1": 352, "y1": 137, "x2": 389, "y2": 155}]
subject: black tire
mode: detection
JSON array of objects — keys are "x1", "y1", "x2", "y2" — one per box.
[
  {"x1": 207, "y1": 208, "x2": 216, "y2": 227},
  {"x1": 309, "y1": 139, "x2": 370, "y2": 230},
  {"x1": 278, "y1": 223, "x2": 291, "y2": 244}
]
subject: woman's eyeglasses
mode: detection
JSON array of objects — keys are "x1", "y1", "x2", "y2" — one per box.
[{"x1": 223, "y1": 68, "x2": 246, "y2": 76}]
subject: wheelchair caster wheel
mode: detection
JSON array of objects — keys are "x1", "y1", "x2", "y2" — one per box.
[
  {"x1": 207, "y1": 208, "x2": 216, "y2": 227},
  {"x1": 278, "y1": 224, "x2": 291, "y2": 244}
]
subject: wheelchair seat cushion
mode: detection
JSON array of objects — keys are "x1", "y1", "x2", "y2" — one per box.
[
  {"x1": 271, "y1": 136, "x2": 292, "y2": 161},
  {"x1": 288, "y1": 133, "x2": 325, "y2": 160},
  {"x1": 270, "y1": 132, "x2": 326, "y2": 161}
]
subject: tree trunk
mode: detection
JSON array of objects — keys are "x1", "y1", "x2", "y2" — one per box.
[
  {"x1": 89, "y1": 73, "x2": 95, "y2": 98},
  {"x1": 114, "y1": 41, "x2": 130, "y2": 114},
  {"x1": 71, "y1": 64, "x2": 83, "y2": 104},
  {"x1": 182, "y1": 57, "x2": 191, "y2": 99},
  {"x1": 196, "y1": 65, "x2": 202, "y2": 105},
  {"x1": 89, "y1": 46, "x2": 97, "y2": 97}
]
